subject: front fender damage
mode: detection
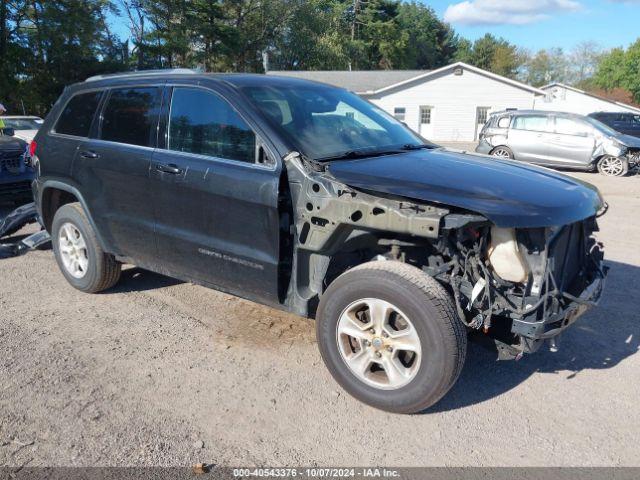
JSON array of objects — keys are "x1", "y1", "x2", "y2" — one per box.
[{"x1": 281, "y1": 152, "x2": 463, "y2": 317}]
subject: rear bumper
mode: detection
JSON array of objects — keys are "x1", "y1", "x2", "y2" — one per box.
[{"x1": 475, "y1": 139, "x2": 493, "y2": 155}]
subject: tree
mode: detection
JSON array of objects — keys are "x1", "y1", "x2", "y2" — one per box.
[
  {"x1": 593, "y1": 39, "x2": 640, "y2": 103},
  {"x1": 568, "y1": 41, "x2": 603, "y2": 85},
  {"x1": 396, "y1": 2, "x2": 458, "y2": 69},
  {"x1": 270, "y1": 0, "x2": 349, "y2": 70},
  {"x1": 520, "y1": 48, "x2": 569, "y2": 86},
  {"x1": 0, "y1": 0, "x2": 126, "y2": 115},
  {"x1": 454, "y1": 33, "x2": 523, "y2": 79}
]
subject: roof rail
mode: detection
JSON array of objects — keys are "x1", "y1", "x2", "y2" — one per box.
[{"x1": 85, "y1": 68, "x2": 198, "y2": 82}]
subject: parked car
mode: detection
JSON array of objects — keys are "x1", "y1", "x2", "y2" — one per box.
[
  {"x1": 588, "y1": 111, "x2": 640, "y2": 139},
  {"x1": 0, "y1": 116, "x2": 43, "y2": 144},
  {"x1": 476, "y1": 110, "x2": 640, "y2": 176},
  {"x1": 0, "y1": 128, "x2": 32, "y2": 203},
  {"x1": 32, "y1": 70, "x2": 607, "y2": 413}
]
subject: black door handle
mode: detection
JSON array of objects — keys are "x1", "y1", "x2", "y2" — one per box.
[
  {"x1": 80, "y1": 150, "x2": 100, "y2": 159},
  {"x1": 155, "y1": 163, "x2": 183, "y2": 175}
]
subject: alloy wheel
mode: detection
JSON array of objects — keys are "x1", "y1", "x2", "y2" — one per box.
[
  {"x1": 336, "y1": 298, "x2": 421, "y2": 390},
  {"x1": 491, "y1": 148, "x2": 511, "y2": 159},
  {"x1": 58, "y1": 222, "x2": 89, "y2": 279},
  {"x1": 599, "y1": 156, "x2": 626, "y2": 176}
]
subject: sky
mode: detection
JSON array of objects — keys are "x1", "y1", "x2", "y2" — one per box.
[
  {"x1": 429, "y1": 0, "x2": 640, "y2": 51},
  {"x1": 107, "y1": 0, "x2": 640, "y2": 53}
]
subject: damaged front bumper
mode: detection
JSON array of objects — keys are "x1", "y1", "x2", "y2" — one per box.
[{"x1": 511, "y1": 267, "x2": 606, "y2": 341}]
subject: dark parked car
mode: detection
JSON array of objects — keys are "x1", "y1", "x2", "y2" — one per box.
[
  {"x1": 0, "y1": 129, "x2": 32, "y2": 202},
  {"x1": 476, "y1": 110, "x2": 640, "y2": 176},
  {"x1": 588, "y1": 111, "x2": 640, "y2": 139},
  {"x1": 32, "y1": 70, "x2": 607, "y2": 413}
]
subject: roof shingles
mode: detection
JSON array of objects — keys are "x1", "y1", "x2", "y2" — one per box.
[{"x1": 266, "y1": 70, "x2": 428, "y2": 93}]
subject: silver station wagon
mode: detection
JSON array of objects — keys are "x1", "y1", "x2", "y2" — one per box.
[{"x1": 476, "y1": 110, "x2": 640, "y2": 176}]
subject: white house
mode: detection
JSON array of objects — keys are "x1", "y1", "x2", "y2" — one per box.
[
  {"x1": 535, "y1": 83, "x2": 640, "y2": 116},
  {"x1": 268, "y1": 62, "x2": 546, "y2": 142}
]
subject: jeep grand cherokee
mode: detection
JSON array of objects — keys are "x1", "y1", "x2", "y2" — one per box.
[{"x1": 31, "y1": 70, "x2": 607, "y2": 413}]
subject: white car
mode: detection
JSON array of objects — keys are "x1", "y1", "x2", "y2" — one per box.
[{"x1": 1, "y1": 116, "x2": 44, "y2": 143}]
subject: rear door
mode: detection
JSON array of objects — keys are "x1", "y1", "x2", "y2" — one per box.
[
  {"x1": 73, "y1": 85, "x2": 162, "y2": 264},
  {"x1": 546, "y1": 116, "x2": 596, "y2": 167},
  {"x1": 508, "y1": 115, "x2": 554, "y2": 163},
  {"x1": 150, "y1": 85, "x2": 282, "y2": 304}
]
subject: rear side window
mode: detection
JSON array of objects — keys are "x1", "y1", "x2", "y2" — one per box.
[
  {"x1": 168, "y1": 87, "x2": 256, "y2": 163},
  {"x1": 100, "y1": 87, "x2": 161, "y2": 147},
  {"x1": 512, "y1": 115, "x2": 552, "y2": 132},
  {"x1": 54, "y1": 91, "x2": 102, "y2": 137}
]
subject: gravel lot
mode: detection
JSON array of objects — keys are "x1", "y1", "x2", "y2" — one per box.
[{"x1": 1, "y1": 169, "x2": 639, "y2": 468}]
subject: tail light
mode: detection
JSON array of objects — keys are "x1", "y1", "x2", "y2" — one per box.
[{"x1": 26, "y1": 140, "x2": 38, "y2": 171}]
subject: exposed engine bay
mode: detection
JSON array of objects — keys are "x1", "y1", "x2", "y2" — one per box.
[{"x1": 282, "y1": 153, "x2": 607, "y2": 359}]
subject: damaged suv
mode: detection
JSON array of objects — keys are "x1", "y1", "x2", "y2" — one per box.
[{"x1": 32, "y1": 71, "x2": 607, "y2": 413}]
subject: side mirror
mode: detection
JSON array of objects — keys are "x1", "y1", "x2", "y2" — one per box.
[{"x1": 1, "y1": 127, "x2": 15, "y2": 136}]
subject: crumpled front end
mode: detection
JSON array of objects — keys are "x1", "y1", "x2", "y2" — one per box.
[{"x1": 426, "y1": 214, "x2": 607, "y2": 359}]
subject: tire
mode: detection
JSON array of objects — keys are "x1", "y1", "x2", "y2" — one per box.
[
  {"x1": 51, "y1": 202, "x2": 121, "y2": 293},
  {"x1": 490, "y1": 146, "x2": 514, "y2": 159},
  {"x1": 316, "y1": 260, "x2": 467, "y2": 414},
  {"x1": 597, "y1": 155, "x2": 628, "y2": 177}
]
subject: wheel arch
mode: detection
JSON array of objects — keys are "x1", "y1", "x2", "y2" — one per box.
[{"x1": 39, "y1": 180, "x2": 109, "y2": 251}]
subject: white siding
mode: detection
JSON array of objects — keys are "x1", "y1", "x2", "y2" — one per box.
[
  {"x1": 535, "y1": 85, "x2": 640, "y2": 115},
  {"x1": 366, "y1": 68, "x2": 538, "y2": 142}
]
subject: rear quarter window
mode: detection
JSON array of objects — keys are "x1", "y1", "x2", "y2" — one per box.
[
  {"x1": 497, "y1": 116, "x2": 511, "y2": 128},
  {"x1": 53, "y1": 91, "x2": 103, "y2": 137}
]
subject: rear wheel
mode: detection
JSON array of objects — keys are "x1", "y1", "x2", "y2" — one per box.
[
  {"x1": 52, "y1": 203, "x2": 121, "y2": 293},
  {"x1": 597, "y1": 155, "x2": 628, "y2": 177},
  {"x1": 316, "y1": 261, "x2": 467, "y2": 414},
  {"x1": 490, "y1": 146, "x2": 514, "y2": 159}
]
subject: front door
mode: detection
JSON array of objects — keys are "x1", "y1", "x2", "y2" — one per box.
[
  {"x1": 151, "y1": 86, "x2": 282, "y2": 304},
  {"x1": 546, "y1": 116, "x2": 596, "y2": 167},
  {"x1": 72, "y1": 85, "x2": 162, "y2": 264}
]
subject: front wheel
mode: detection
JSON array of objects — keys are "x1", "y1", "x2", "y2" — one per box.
[
  {"x1": 316, "y1": 261, "x2": 467, "y2": 414},
  {"x1": 597, "y1": 155, "x2": 628, "y2": 177}
]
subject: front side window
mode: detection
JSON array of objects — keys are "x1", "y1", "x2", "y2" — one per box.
[
  {"x1": 512, "y1": 115, "x2": 552, "y2": 132},
  {"x1": 241, "y1": 83, "x2": 422, "y2": 160},
  {"x1": 101, "y1": 87, "x2": 160, "y2": 147},
  {"x1": 554, "y1": 117, "x2": 591, "y2": 136},
  {"x1": 54, "y1": 91, "x2": 102, "y2": 137},
  {"x1": 394, "y1": 107, "x2": 406, "y2": 122},
  {"x1": 168, "y1": 88, "x2": 256, "y2": 163}
]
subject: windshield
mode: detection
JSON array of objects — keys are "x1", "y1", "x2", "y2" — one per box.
[
  {"x1": 584, "y1": 116, "x2": 618, "y2": 136},
  {"x1": 2, "y1": 118, "x2": 43, "y2": 130},
  {"x1": 240, "y1": 83, "x2": 424, "y2": 160}
]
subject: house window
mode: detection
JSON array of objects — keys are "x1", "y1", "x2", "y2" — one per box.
[
  {"x1": 420, "y1": 106, "x2": 432, "y2": 125},
  {"x1": 476, "y1": 107, "x2": 490, "y2": 125},
  {"x1": 394, "y1": 107, "x2": 406, "y2": 122}
]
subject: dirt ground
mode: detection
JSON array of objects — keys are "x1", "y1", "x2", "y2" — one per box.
[{"x1": 1, "y1": 169, "x2": 639, "y2": 468}]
